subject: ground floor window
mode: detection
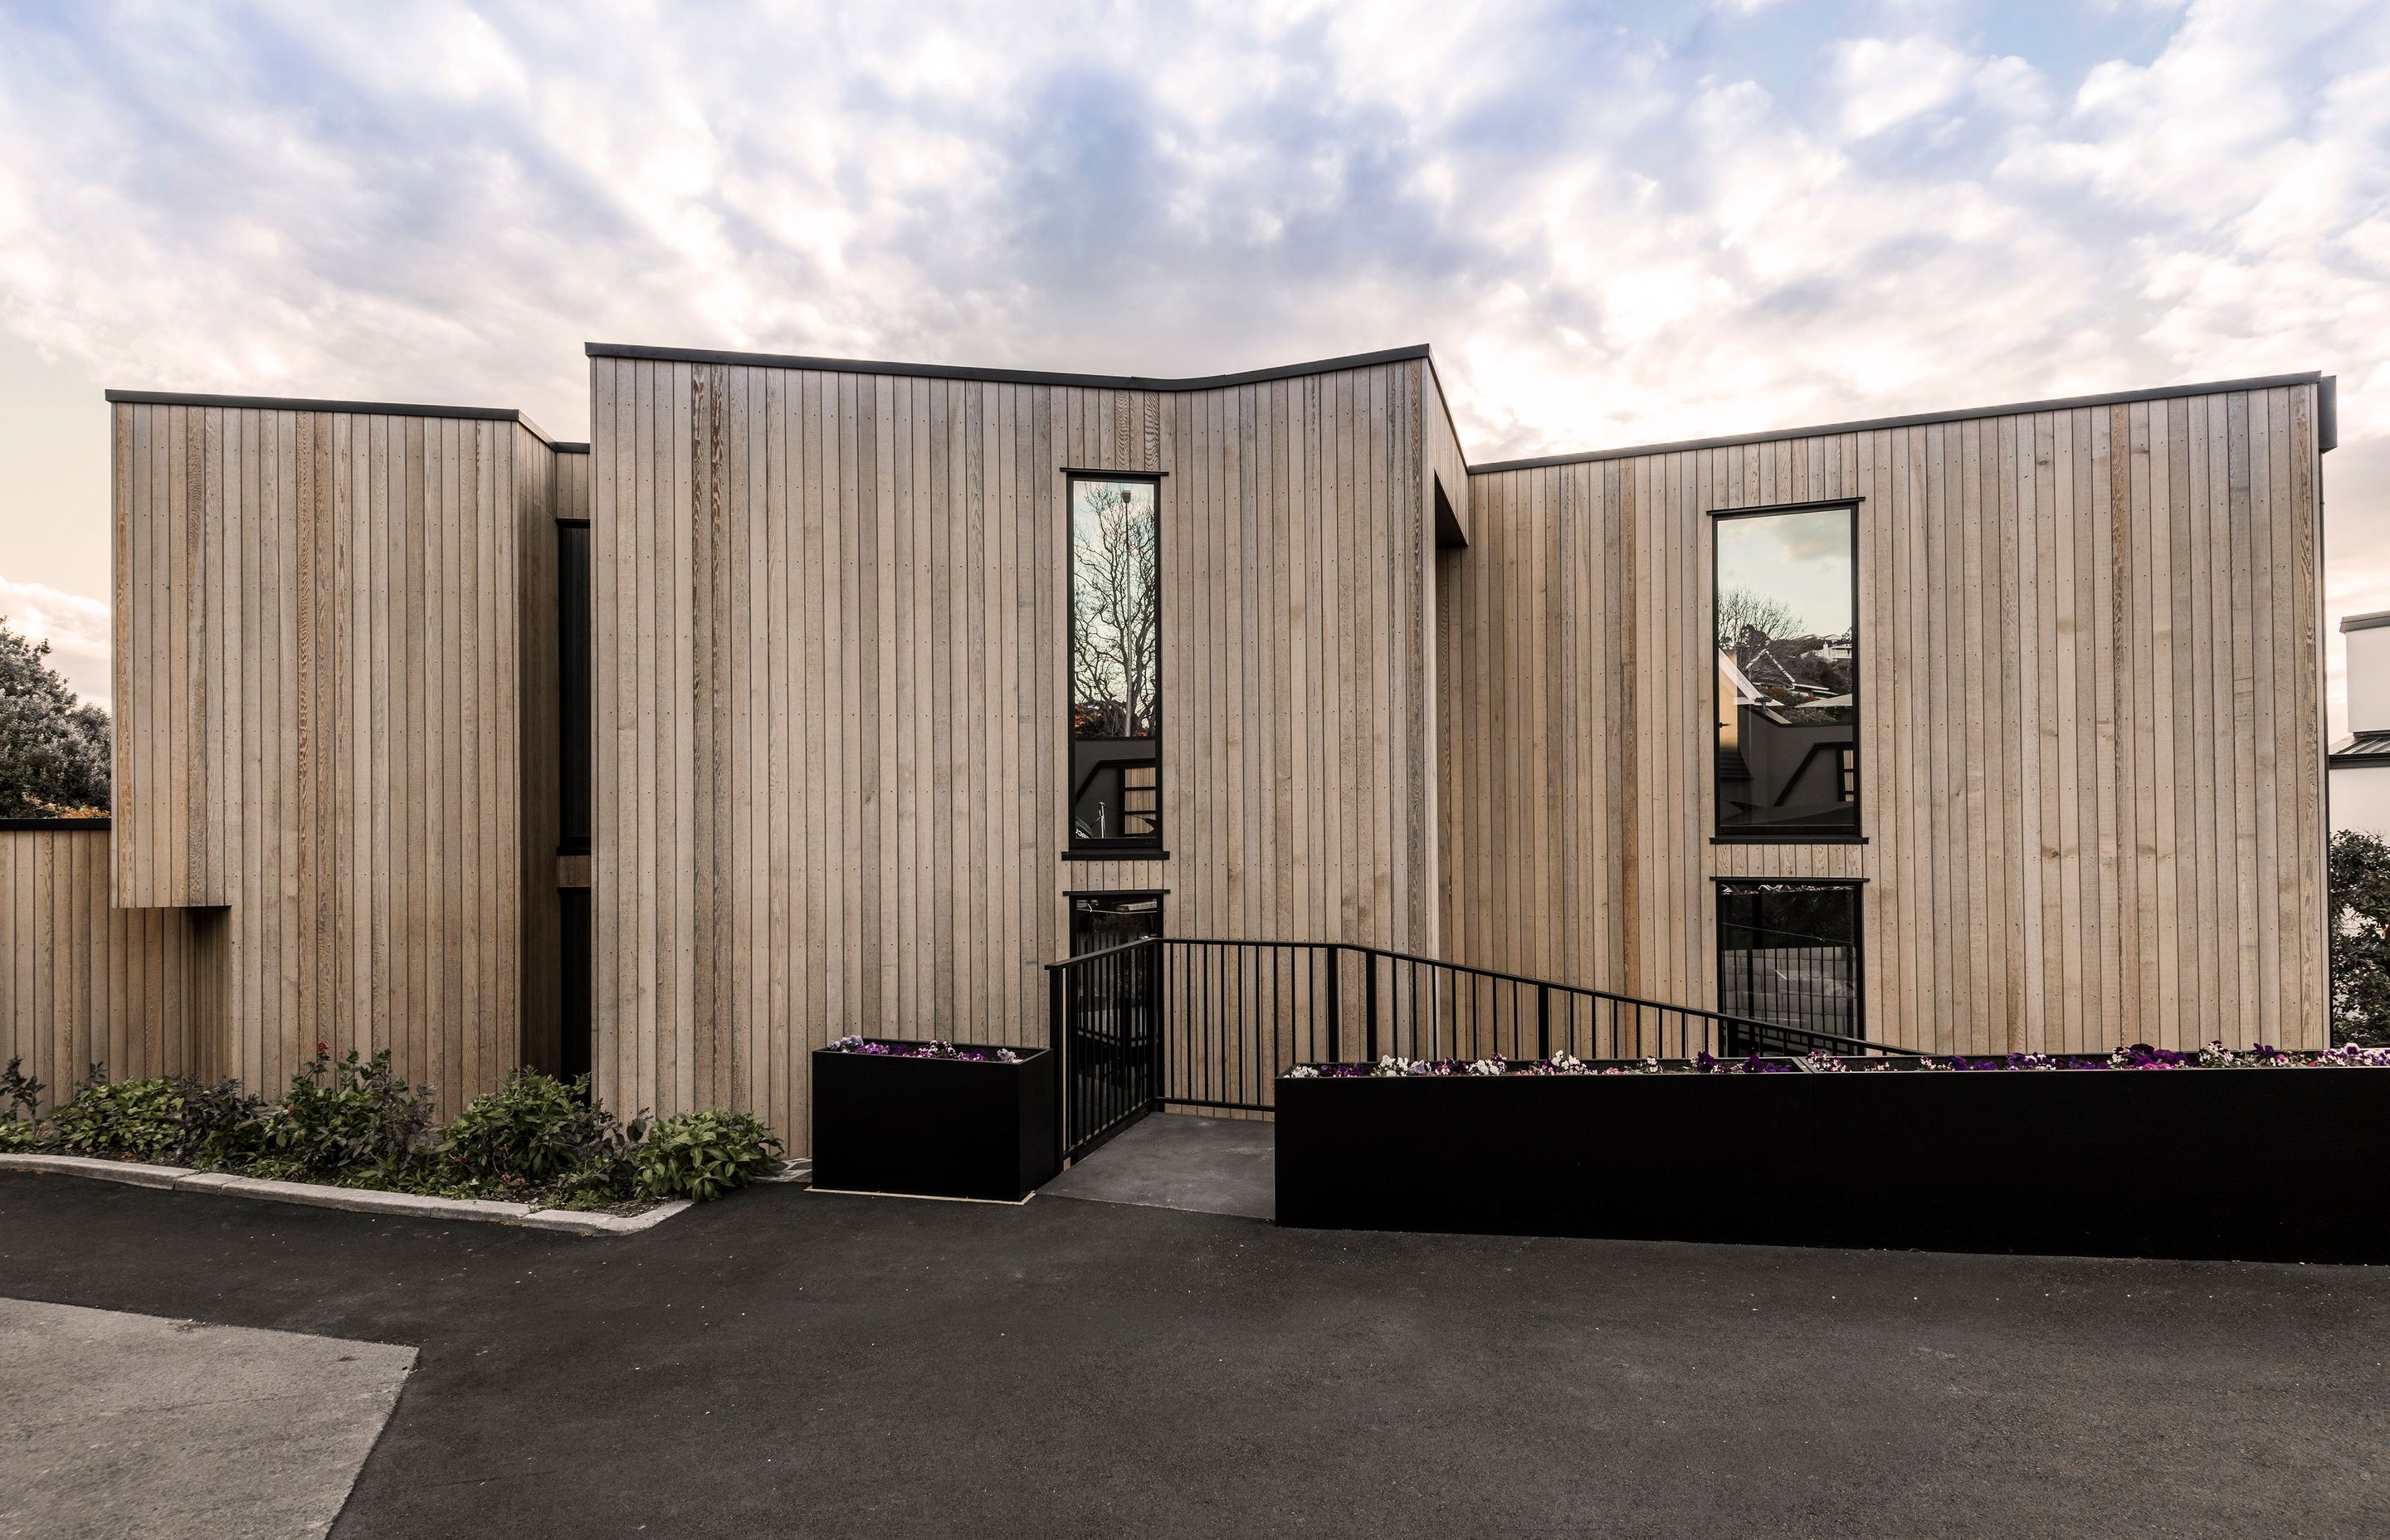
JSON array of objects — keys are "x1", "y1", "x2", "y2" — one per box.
[{"x1": 1715, "y1": 880, "x2": 1863, "y2": 1045}]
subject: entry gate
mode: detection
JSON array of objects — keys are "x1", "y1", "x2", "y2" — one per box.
[{"x1": 1046, "y1": 936, "x2": 1162, "y2": 1164}]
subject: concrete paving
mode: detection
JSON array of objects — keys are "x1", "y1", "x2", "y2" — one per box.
[
  {"x1": 1040, "y1": 1110, "x2": 1276, "y2": 1219},
  {"x1": 0, "y1": 1295, "x2": 413, "y2": 1540},
  {"x1": 4, "y1": 1169, "x2": 2389, "y2": 1538}
]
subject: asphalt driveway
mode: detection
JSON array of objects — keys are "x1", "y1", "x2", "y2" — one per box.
[{"x1": 2, "y1": 1171, "x2": 2386, "y2": 1538}]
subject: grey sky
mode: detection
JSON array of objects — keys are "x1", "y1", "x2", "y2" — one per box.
[{"x1": 0, "y1": 0, "x2": 2382, "y2": 729}]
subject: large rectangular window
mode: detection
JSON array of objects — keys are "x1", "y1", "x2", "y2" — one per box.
[
  {"x1": 1068, "y1": 475, "x2": 1162, "y2": 853},
  {"x1": 1714, "y1": 501, "x2": 1859, "y2": 839},
  {"x1": 1716, "y1": 880, "x2": 1863, "y2": 1046}
]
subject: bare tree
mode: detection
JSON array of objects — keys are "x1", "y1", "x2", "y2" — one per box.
[
  {"x1": 1715, "y1": 586, "x2": 1804, "y2": 655},
  {"x1": 1071, "y1": 484, "x2": 1158, "y2": 737}
]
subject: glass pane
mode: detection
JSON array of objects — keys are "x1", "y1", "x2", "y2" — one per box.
[
  {"x1": 1715, "y1": 504, "x2": 1857, "y2": 836},
  {"x1": 1718, "y1": 882, "x2": 1861, "y2": 1040},
  {"x1": 1071, "y1": 479, "x2": 1161, "y2": 846}
]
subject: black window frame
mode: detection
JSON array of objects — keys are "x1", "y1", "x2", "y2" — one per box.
[
  {"x1": 1065, "y1": 470, "x2": 1166, "y2": 858},
  {"x1": 1712, "y1": 877, "x2": 1866, "y2": 1048},
  {"x1": 1710, "y1": 497, "x2": 1864, "y2": 845},
  {"x1": 558, "y1": 518, "x2": 593, "y2": 857}
]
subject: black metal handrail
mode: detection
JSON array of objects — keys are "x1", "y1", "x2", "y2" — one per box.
[{"x1": 1045, "y1": 937, "x2": 1917, "y2": 1145}]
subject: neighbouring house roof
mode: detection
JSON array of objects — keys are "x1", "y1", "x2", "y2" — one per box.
[
  {"x1": 1736, "y1": 633, "x2": 1851, "y2": 701},
  {"x1": 2329, "y1": 731, "x2": 2390, "y2": 770},
  {"x1": 2341, "y1": 610, "x2": 2390, "y2": 634}
]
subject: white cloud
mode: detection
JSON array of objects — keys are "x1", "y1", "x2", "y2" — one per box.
[
  {"x1": 0, "y1": 0, "x2": 2387, "y2": 729},
  {"x1": 0, "y1": 576, "x2": 111, "y2": 709},
  {"x1": 1829, "y1": 36, "x2": 1975, "y2": 139}
]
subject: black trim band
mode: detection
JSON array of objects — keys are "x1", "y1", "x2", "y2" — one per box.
[
  {"x1": 1060, "y1": 467, "x2": 1166, "y2": 478},
  {"x1": 1710, "y1": 497, "x2": 1865, "y2": 519},
  {"x1": 1709, "y1": 874, "x2": 1871, "y2": 884},
  {"x1": 105, "y1": 389, "x2": 558, "y2": 446},
  {"x1": 585, "y1": 341, "x2": 1433, "y2": 393},
  {"x1": 1471, "y1": 370, "x2": 2331, "y2": 475}
]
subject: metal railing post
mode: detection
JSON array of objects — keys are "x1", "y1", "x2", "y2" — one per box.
[
  {"x1": 1152, "y1": 938, "x2": 1167, "y2": 1114},
  {"x1": 1536, "y1": 983, "x2": 1550, "y2": 1061},
  {"x1": 1326, "y1": 947, "x2": 1342, "y2": 1065},
  {"x1": 1364, "y1": 952, "x2": 1380, "y2": 1061},
  {"x1": 1049, "y1": 964, "x2": 1067, "y2": 1167}
]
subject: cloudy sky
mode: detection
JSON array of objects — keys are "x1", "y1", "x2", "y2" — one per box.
[{"x1": 1, "y1": 0, "x2": 2383, "y2": 729}]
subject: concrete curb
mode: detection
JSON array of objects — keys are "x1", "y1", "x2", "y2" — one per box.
[{"x1": 0, "y1": 1153, "x2": 697, "y2": 1236}]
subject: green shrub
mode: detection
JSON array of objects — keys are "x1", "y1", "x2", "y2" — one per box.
[
  {"x1": 633, "y1": 1109, "x2": 783, "y2": 1202},
  {"x1": 51, "y1": 1072, "x2": 188, "y2": 1162},
  {"x1": 254, "y1": 1045, "x2": 437, "y2": 1182},
  {"x1": 172, "y1": 1077, "x2": 270, "y2": 1167},
  {"x1": 1, "y1": 1057, "x2": 41, "y2": 1148},
  {"x1": 439, "y1": 1070, "x2": 646, "y2": 1201}
]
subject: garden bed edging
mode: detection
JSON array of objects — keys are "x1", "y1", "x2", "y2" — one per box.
[{"x1": 0, "y1": 1152, "x2": 696, "y2": 1235}]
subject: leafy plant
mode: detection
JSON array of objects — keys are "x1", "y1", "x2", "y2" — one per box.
[
  {"x1": 2, "y1": 1056, "x2": 39, "y2": 1119},
  {"x1": 51, "y1": 1075, "x2": 190, "y2": 1161},
  {"x1": 0, "y1": 1056, "x2": 41, "y2": 1147},
  {"x1": 171, "y1": 1076, "x2": 271, "y2": 1167},
  {"x1": 254, "y1": 1045, "x2": 437, "y2": 1182},
  {"x1": 634, "y1": 1109, "x2": 783, "y2": 1202},
  {"x1": 2331, "y1": 829, "x2": 2390, "y2": 1047},
  {"x1": 439, "y1": 1070, "x2": 646, "y2": 1200}
]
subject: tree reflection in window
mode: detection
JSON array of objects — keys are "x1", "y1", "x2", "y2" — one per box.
[
  {"x1": 1714, "y1": 504, "x2": 1859, "y2": 838},
  {"x1": 1070, "y1": 477, "x2": 1161, "y2": 850}
]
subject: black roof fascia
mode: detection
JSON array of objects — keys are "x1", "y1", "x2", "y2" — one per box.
[
  {"x1": 584, "y1": 341, "x2": 1433, "y2": 394},
  {"x1": 1470, "y1": 371, "x2": 2333, "y2": 475},
  {"x1": 105, "y1": 388, "x2": 558, "y2": 446}
]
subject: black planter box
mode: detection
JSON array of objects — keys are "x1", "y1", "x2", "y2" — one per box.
[
  {"x1": 1276, "y1": 1066, "x2": 2390, "y2": 1263},
  {"x1": 812, "y1": 1043, "x2": 1059, "y2": 1201}
]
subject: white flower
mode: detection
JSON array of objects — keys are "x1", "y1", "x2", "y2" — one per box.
[
  {"x1": 1466, "y1": 1056, "x2": 1506, "y2": 1077},
  {"x1": 1287, "y1": 1065, "x2": 1320, "y2": 1079}
]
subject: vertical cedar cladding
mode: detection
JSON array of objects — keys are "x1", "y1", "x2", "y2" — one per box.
[
  {"x1": 106, "y1": 397, "x2": 554, "y2": 1113},
  {"x1": 0, "y1": 826, "x2": 207, "y2": 1110},
  {"x1": 1440, "y1": 382, "x2": 2328, "y2": 1053},
  {"x1": 587, "y1": 352, "x2": 1444, "y2": 1152}
]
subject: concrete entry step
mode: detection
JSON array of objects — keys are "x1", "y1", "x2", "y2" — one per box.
[{"x1": 1038, "y1": 1111, "x2": 1274, "y2": 1221}]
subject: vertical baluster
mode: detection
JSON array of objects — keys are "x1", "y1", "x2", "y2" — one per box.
[{"x1": 1364, "y1": 953, "x2": 1380, "y2": 1061}]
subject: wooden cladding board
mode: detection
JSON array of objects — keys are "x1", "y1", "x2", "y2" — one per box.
[
  {"x1": 2, "y1": 827, "x2": 208, "y2": 1107},
  {"x1": 109, "y1": 402, "x2": 557, "y2": 1112},
  {"x1": 589, "y1": 355, "x2": 1441, "y2": 1149},
  {"x1": 554, "y1": 447, "x2": 593, "y2": 523},
  {"x1": 1441, "y1": 383, "x2": 2328, "y2": 1052}
]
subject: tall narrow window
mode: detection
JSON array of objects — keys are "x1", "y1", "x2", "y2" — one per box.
[
  {"x1": 1717, "y1": 880, "x2": 1863, "y2": 1047},
  {"x1": 1714, "y1": 502, "x2": 1859, "y2": 839},
  {"x1": 558, "y1": 520, "x2": 592, "y2": 855},
  {"x1": 1069, "y1": 475, "x2": 1162, "y2": 853}
]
